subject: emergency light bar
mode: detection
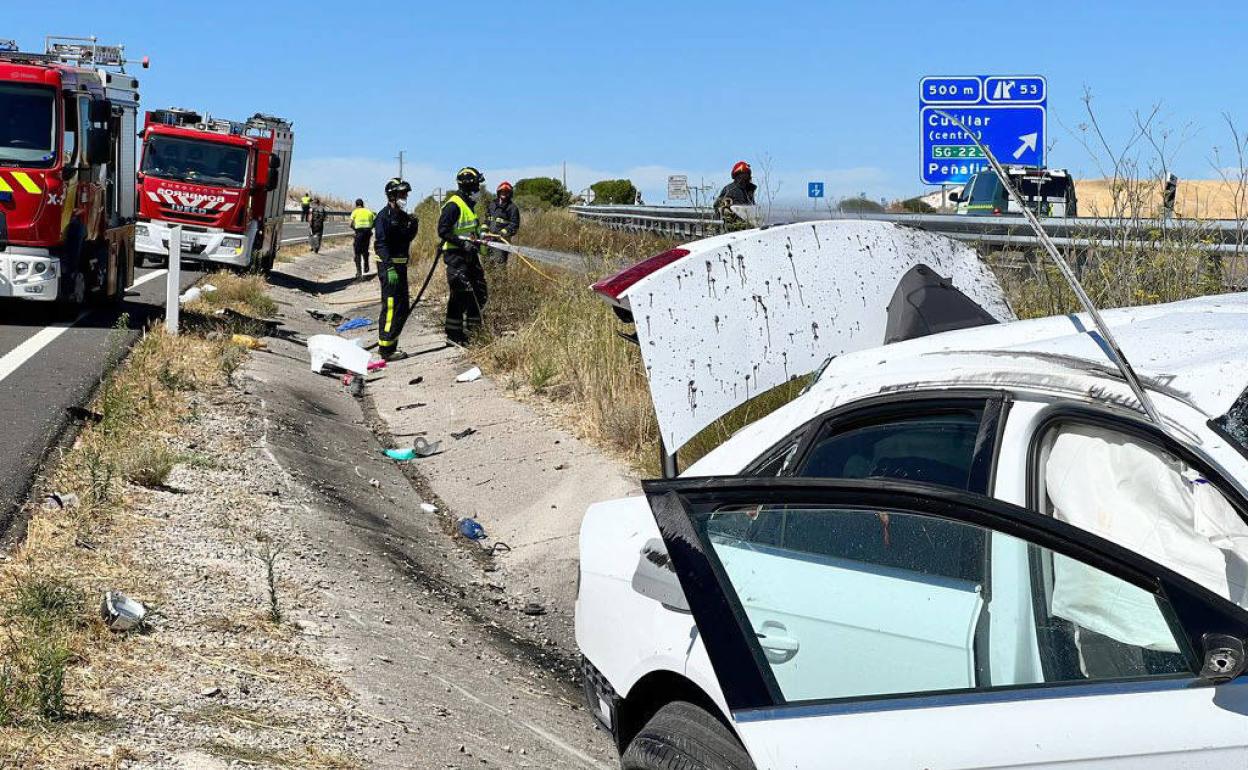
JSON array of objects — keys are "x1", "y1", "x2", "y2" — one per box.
[{"x1": 44, "y1": 35, "x2": 148, "y2": 70}]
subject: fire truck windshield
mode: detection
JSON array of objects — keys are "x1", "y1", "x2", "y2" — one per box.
[
  {"x1": 141, "y1": 135, "x2": 249, "y2": 188},
  {"x1": 0, "y1": 83, "x2": 57, "y2": 167}
]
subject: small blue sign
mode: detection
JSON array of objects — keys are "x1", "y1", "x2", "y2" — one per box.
[
  {"x1": 919, "y1": 75, "x2": 1047, "y2": 185},
  {"x1": 808, "y1": 182, "x2": 824, "y2": 199}
]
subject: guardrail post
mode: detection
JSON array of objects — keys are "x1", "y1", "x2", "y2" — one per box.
[{"x1": 166, "y1": 224, "x2": 181, "y2": 335}]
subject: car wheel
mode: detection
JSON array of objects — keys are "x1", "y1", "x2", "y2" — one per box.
[{"x1": 621, "y1": 701, "x2": 755, "y2": 770}]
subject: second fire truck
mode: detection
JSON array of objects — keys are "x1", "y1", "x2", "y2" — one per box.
[{"x1": 135, "y1": 108, "x2": 293, "y2": 272}]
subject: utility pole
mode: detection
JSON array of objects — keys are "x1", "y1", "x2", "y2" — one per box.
[
  {"x1": 562, "y1": 161, "x2": 567, "y2": 193},
  {"x1": 396, "y1": 150, "x2": 405, "y2": 179}
]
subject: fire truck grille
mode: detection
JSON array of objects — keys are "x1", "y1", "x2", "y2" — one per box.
[{"x1": 158, "y1": 206, "x2": 219, "y2": 225}]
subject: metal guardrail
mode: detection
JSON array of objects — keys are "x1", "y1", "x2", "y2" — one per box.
[{"x1": 570, "y1": 204, "x2": 1248, "y2": 254}]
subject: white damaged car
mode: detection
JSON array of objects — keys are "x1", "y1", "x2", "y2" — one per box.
[{"x1": 575, "y1": 219, "x2": 1248, "y2": 769}]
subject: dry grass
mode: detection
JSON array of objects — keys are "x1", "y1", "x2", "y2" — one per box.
[
  {"x1": 0, "y1": 324, "x2": 238, "y2": 758},
  {"x1": 184, "y1": 271, "x2": 278, "y2": 319},
  {"x1": 1076, "y1": 178, "x2": 1246, "y2": 220}
]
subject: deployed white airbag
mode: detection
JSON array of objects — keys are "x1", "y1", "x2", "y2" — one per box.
[{"x1": 1045, "y1": 424, "x2": 1248, "y2": 649}]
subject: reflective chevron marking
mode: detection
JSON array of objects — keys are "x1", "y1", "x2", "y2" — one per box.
[{"x1": 10, "y1": 172, "x2": 41, "y2": 194}]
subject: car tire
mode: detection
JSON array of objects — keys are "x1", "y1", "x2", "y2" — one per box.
[{"x1": 621, "y1": 701, "x2": 755, "y2": 770}]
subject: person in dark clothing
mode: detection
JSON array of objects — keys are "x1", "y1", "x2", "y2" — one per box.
[
  {"x1": 308, "y1": 199, "x2": 327, "y2": 253},
  {"x1": 374, "y1": 179, "x2": 419, "y2": 360},
  {"x1": 483, "y1": 180, "x2": 520, "y2": 265},
  {"x1": 439, "y1": 167, "x2": 487, "y2": 345},
  {"x1": 715, "y1": 160, "x2": 757, "y2": 228},
  {"x1": 350, "y1": 198, "x2": 376, "y2": 279}
]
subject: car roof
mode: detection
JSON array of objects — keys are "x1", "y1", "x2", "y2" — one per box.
[{"x1": 685, "y1": 292, "x2": 1248, "y2": 476}]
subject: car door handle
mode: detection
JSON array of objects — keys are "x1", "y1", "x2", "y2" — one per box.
[{"x1": 758, "y1": 621, "x2": 799, "y2": 664}]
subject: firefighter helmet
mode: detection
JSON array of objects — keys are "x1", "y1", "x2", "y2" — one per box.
[
  {"x1": 385, "y1": 178, "x2": 411, "y2": 200},
  {"x1": 456, "y1": 166, "x2": 484, "y2": 192}
]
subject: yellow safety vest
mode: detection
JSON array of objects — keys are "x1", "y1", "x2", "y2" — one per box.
[
  {"x1": 301, "y1": 195, "x2": 311, "y2": 205},
  {"x1": 441, "y1": 194, "x2": 479, "y2": 252},
  {"x1": 351, "y1": 207, "x2": 375, "y2": 229}
]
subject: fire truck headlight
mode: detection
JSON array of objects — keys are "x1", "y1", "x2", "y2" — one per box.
[
  {"x1": 32, "y1": 262, "x2": 47, "y2": 274},
  {"x1": 135, "y1": 224, "x2": 148, "y2": 237},
  {"x1": 14, "y1": 262, "x2": 29, "y2": 274}
]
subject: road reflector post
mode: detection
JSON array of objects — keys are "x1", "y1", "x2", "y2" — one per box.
[{"x1": 166, "y1": 225, "x2": 181, "y2": 335}]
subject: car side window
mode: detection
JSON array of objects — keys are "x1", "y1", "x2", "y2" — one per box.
[
  {"x1": 704, "y1": 505, "x2": 1193, "y2": 705},
  {"x1": 1037, "y1": 420, "x2": 1248, "y2": 610},
  {"x1": 796, "y1": 408, "x2": 987, "y2": 491}
]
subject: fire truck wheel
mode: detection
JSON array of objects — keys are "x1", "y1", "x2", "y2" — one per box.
[{"x1": 54, "y1": 267, "x2": 87, "y2": 319}]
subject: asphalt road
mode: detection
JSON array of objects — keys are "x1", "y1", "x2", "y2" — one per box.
[{"x1": 0, "y1": 263, "x2": 204, "y2": 531}]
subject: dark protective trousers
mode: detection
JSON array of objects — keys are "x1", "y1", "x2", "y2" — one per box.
[
  {"x1": 353, "y1": 230, "x2": 372, "y2": 274},
  {"x1": 444, "y1": 249, "x2": 488, "y2": 344},
  {"x1": 377, "y1": 262, "x2": 410, "y2": 353}
]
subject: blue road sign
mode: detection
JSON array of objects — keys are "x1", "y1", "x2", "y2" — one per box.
[
  {"x1": 808, "y1": 181, "x2": 824, "y2": 199},
  {"x1": 919, "y1": 75, "x2": 1047, "y2": 185}
]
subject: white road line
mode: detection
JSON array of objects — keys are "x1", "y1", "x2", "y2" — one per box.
[{"x1": 0, "y1": 268, "x2": 170, "y2": 385}]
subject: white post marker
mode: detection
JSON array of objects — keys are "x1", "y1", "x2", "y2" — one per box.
[{"x1": 166, "y1": 225, "x2": 181, "y2": 335}]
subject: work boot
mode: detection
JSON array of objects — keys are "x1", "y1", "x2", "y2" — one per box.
[{"x1": 380, "y1": 349, "x2": 410, "y2": 362}]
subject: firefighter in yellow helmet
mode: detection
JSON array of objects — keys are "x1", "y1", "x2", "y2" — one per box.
[{"x1": 437, "y1": 167, "x2": 487, "y2": 345}]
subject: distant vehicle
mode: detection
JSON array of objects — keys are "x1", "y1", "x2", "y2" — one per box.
[
  {"x1": 0, "y1": 36, "x2": 142, "y2": 309},
  {"x1": 135, "y1": 108, "x2": 293, "y2": 272},
  {"x1": 577, "y1": 219, "x2": 1248, "y2": 768},
  {"x1": 952, "y1": 165, "x2": 1077, "y2": 217}
]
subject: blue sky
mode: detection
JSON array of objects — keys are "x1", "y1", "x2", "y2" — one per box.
[{"x1": 8, "y1": 2, "x2": 1247, "y2": 207}]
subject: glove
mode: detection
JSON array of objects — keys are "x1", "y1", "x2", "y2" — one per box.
[{"x1": 386, "y1": 267, "x2": 399, "y2": 286}]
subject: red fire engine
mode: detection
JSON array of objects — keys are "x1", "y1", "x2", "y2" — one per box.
[
  {"x1": 0, "y1": 36, "x2": 143, "y2": 307},
  {"x1": 135, "y1": 108, "x2": 293, "y2": 272}
]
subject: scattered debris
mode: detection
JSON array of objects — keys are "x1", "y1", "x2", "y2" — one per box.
[
  {"x1": 384, "y1": 447, "x2": 416, "y2": 462},
  {"x1": 522, "y1": 602, "x2": 546, "y2": 617},
  {"x1": 100, "y1": 591, "x2": 147, "y2": 632},
  {"x1": 412, "y1": 437, "x2": 442, "y2": 457},
  {"x1": 489, "y1": 542, "x2": 512, "y2": 555},
  {"x1": 553, "y1": 463, "x2": 568, "y2": 471},
  {"x1": 199, "y1": 686, "x2": 222, "y2": 699},
  {"x1": 42, "y1": 492, "x2": 79, "y2": 510},
  {"x1": 457, "y1": 517, "x2": 486, "y2": 541},
  {"x1": 67, "y1": 405, "x2": 103, "y2": 424},
  {"x1": 347, "y1": 376, "x2": 364, "y2": 398},
  {"x1": 367, "y1": 360, "x2": 388, "y2": 372},
  {"x1": 455, "y1": 366, "x2": 482, "y2": 383},
  {"x1": 395, "y1": 402, "x2": 427, "y2": 412},
  {"x1": 408, "y1": 376, "x2": 424, "y2": 385},
  {"x1": 369, "y1": 478, "x2": 381, "y2": 488},
  {"x1": 230, "y1": 333, "x2": 265, "y2": 350},
  {"x1": 335, "y1": 317, "x2": 372, "y2": 333},
  {"x1": 308, "y1": 334, "x2": 370, "y2": 375},
  {"x1": 306, "y1": 308, "x2": 345, "y2": 323},
  {"x1": 450, "y1": 427, "x2": 477, "y2": 440},
  {"x1": 419, "y1": 502, "x2": 438, "y2": 514}
]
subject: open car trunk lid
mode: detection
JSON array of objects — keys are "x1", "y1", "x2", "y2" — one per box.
[{"x1": 593, "y1": 220, "x2": 1014, "y2": 453}]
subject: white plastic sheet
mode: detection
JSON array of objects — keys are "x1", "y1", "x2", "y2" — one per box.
[
  {"x1": 308, "y1": 334, "x2": 370, "y2": 375},
  {"x1": 1045, "y1": 424, "x2": 1248, "y2": 649}
]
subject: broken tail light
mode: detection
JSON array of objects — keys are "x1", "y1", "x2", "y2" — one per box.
[{"x1": 590, "y1": 248, "x2": 690, "y2": 302}]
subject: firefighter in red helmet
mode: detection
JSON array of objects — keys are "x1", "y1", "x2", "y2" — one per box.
[
  {"x1": 483, "y1": 180, "x2": 521, "y2": 265},
  {"x1": 715, "y1": 160, "x2": 758, "y2": 228}
]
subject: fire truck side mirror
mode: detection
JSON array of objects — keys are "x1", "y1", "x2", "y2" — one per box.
[
  {"x1": 89, "y1": 98, "x2": 113, "y2": 124},
  {"x1": 265, "y1": 154, "x2": 282, "y2": 192},
  {"x1": 85, "y1": 128, "x2": 111, "y2": 166}
]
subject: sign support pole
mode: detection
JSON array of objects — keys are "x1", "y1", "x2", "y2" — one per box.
[{"x1": 165, "y1": 225, "x2": 181, "y2": 335}]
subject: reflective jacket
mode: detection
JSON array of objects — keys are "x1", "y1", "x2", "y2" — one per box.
[
  {"x1": 351, "y1": 207, "x2": 376, "y2": 230},
  {"x1": 438, "y1": 193, "x2": 480, "y2": 255}
]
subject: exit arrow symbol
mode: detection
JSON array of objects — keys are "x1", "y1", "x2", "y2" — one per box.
[{"x1": 1013, "y1": 132, "x2": 1038, "y2": 160}]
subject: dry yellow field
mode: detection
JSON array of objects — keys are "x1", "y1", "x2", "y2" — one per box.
[{"x1": 1076, "y1": 178, "x2": 1247, "y2": 219}]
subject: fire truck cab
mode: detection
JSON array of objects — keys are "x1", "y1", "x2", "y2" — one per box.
[
  {"x1": 135, "y1": 109, "x2": 293, "y2": 272},
  {"x1": 0, "y1": 36, "x2": 140, "y2": 307}
]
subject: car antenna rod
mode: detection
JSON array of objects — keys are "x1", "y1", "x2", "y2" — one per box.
[{"x1": 933, "y1": 109, "x2": 1165, "y2": 430}]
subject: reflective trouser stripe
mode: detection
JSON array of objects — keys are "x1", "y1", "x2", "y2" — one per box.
[{"x1": 384, "y1": 297, "x2": 394, "y2": 333}]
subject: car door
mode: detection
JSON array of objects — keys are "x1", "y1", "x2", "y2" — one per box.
[
  {"x1": 733, "y1": 395, "x2": 1005, "y2": 699},
  {"x1": 647, "y1": 477, "x2": 1248, "y2": 770}
]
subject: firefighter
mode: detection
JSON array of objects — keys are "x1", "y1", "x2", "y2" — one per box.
[
  {"x1": 350, "y1": 198, "x2": 376, "y2": 279},
  {"x1": 300, "y1": 192, "x2": 312, "y2": 221},
  {"x1": 438, "y1": 167, "x2": 488, "y2": 345},
  {"x1": 374, "y1": 179, "x2": 419, "y2": 361},
  {"x1": 308, "y1": 198, "x2": 327, "y2": 253},
  {"x1": 714, "y1": 160, "x2": 757, "y2": 228},
  {"x1": 483, "y1": 181, "x2": 520, "y2": 265}
]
